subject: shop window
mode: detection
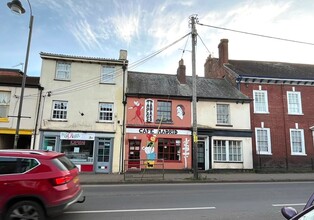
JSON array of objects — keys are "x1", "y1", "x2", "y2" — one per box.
[
  {"x1": 158, "y1": 139, "x2": 181, "y2": 161},
  {"x1": 43, "y1": 137, "x2": 57, "y2": 151},
  {"x1": 61, "y1": 140, "x2": 94, "y2": 162},
  {"x1": 213, "y1": 140, "x2": 242, "y2": 162}
]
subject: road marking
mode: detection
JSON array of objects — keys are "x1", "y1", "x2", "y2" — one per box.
[
  {"x1": 65, "y1": 207, "x2": 216, "y2": 214},
  {"x1": 272, "y1": 203, "x2": 305, "y2": 207}
]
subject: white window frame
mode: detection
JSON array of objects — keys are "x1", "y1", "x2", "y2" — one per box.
[
  {"x1": 55, "y1": 62, "x2": 71, "y2": 80},
  {"x1": 99, "y1": 103, "x2": 114, "y2": 122},
  {"x1": 290, "y1": 129, "x2": 306, "y2": 155},
  {"x1": 216, "y1": 103, "x2": 230, "y2": 124},
  {"x1": 287, "y1": 91, "x2": 303, "y2": 115},
  {"x1": 213, "y1": 140, "x2": 243, "y2": 162},
  {"x1": 253, "y1": 90, "x2": 269, "y2": 113},
  {"x1": 255, "y1": 128, "x2": 272, "y2": 155},
  {"x1": 52, "y1": 100, "x2": 68, "y2": 120},
  {"x1": 101, "y1": 65, "x2": 115, "y2": 83},
  {"x1": 0, "y1": 91, "x2": 10, "y2": 119}
]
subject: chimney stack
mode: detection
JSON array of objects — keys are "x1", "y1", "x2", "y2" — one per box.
[
  {"x1": 218, "y1": 39, "x2": 229, "y2": 65},
  {"x1": 177, "y1": 59, "x2": 186, "y2": 84}
]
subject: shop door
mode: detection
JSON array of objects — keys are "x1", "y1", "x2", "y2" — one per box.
[
  {"x1": 128, "y1": 140, "x2": 141, "y2": 169},
  {"x1": 198, "y1": 141, "x2": 205, "y2": 170},
  {"x1": 96, "y1": 138, "x2": 112, "y2": 173}
]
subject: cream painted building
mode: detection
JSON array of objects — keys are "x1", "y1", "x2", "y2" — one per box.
[
  {"x1": 195, "y1": 78, "x2": 253, "y2": 170},
  {"x1": 37, "y1": 51, "x2": 128, "y2": 173},
  {"x1": 0, "y1": 69, "x2": 42, "y2": 149}
]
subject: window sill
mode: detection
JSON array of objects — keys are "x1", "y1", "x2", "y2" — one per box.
[
  {"x1": 49, "y1": 119, "x2": 68, "y2": 122},
  {"x1": 256, "y1": 152, "x2": 272, "y2": 155},
  {"x1": 156, "y1": 120, "x2": 173, "y2": 124},
  {"x1": 254, "y1": 112, "x2": 270, "y2": 114},
  {"x1": 100, "y1": 82, "x2": 116, "y2": 85},
  {"x1": 96, "y1": 121, "x2": 114, "y2": 124},
  {"x1": 216, "y1": 124, "x2": 233, "y2": 127},
  {"x1": 54, "y1": 78, "x2": 71, "y2": 82},
  {"x1": 288, "y1": 113, "x2": 304, "y2": 116},
  {"x1": 291, "y1": 153, "x2": 307, "y2": 156}
]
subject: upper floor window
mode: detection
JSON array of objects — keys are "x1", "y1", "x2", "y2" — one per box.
[
  {"x1": 253, "y1": 90, "x2": 269, "y2": 113},
  {"x1": 158, "y1": 139, "x2": 181, "y2": 161},
  {"x1": 52, "y1": 101, "x2": 68, "y2": 120},
  {"x1": 99, "y1": 103, "x2": 114, "y2": 122},
  {"x1": 0, "y1": 91, "x2": 10, "y2": 119},
  {"x1": 101, "y1": 65, "x2": 115, "y2": 83},
  {"x1": 287, "y1": 91, "x2": 302, "y2": 115},
  {"x1": 217, "y1": 104, "x2": 230, "y2": 124},
  {"x1": 157, "y1": 101, "x2": 172, "y2": 123},
  {"x1": 255, "y1": 128, "x2": 272, "y2": 155},
  {"x1": 290, "y1": 129, "x2": 305, "y2": 155},
  {"x1": 56, "y1": 62, "x2": 71, "y2": 80},
  {"x1": 213, "y1": 140, "x2": 242, "y2": 162}
]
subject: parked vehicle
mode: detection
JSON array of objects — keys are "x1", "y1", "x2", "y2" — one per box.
[
  {"x1": 282, "y1": 193, "x2": 314, "y2": 219},
  {"x1": 0, "y1": 149, "x2": 85, "y2": 220}
]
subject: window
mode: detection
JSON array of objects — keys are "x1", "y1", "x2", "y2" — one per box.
[
  {"x1": 56, "y1": 62, "x2": 71, "y2": 80},
  {"x1": 217, "y1": 104, "x2": 230, "y2": 124},
  {"x1": 99, "y1": 103, "x2": 113, "y2": 121},
  {"x1": 290, "y1": 129, "x2": 305, "y2": 155},
  {"x1": 0, "y1": 91, "x2": 10, "y2": 119},
  {"x1": 213, "y1": 140, "x2": 242, "y2": 162},
  {"x1": 101, "y1": 65, "x2": 115, "y2": 83},
  {"x1": 61, "y1": 140, "x2": 94, "y2": 162},
  {"x1": 287, "y1": 91, "x2": 302, "y2": 115},
  {"x1": 255, "y1": 128, "x2": 272, "y2": 154},
  {"x1": 52, "y1": 101, "x2": 68, "y2": 120},
  {"x1": 0, "y1": 157, "x2": 39, "y2": 174},
  {"x1": 253, "y1": 90, "x2": 269, "y2": 113},
  {"x1": 158, "y1": 139, "x2": 181, "y2": 161},
  {"x1": 157, "y1": 101, "x2": 172, "y2": 123},
  {"x1": 43, "y1": 137, "x2": 56, "y2": 151}
]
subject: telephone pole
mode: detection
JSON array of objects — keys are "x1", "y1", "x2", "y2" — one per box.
[{"x1": 190, "y1": 15, "x2": 198, "y2": 179}]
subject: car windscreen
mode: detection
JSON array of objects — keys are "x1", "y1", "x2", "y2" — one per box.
[{"x1": 52, "y1": 156, "x2": 77, "y2": 171}]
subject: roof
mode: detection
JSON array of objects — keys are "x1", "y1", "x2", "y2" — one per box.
[
  {"x1": 0, "y1": 68, "x2": 23, "y2": 76},
  {"x1": 0, "y1": 75, "x2": 41, "y2": 88},
  {"x1": 40, "y1": 52, "x2": 127, "y2": 65},
  {"x1": 127, "y1": 71, "x2": 250, "y2": 101},
  {"x1": 225, "y1": 60, "x2": 314, "y2": 80}
]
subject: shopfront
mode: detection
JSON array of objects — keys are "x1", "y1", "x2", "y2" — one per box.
[
  {"x1": 125, "y1": 128, "x2": 192, "y2": 170},
  {"x1": 40, "y1": 131, "x2": 114, "y2": 173}
]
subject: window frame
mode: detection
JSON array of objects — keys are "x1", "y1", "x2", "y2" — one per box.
[
  {"x1": 52, "y1": 100, "x2": 68, "y2": 120},
  {"x1": 157, "y1": 138, "x2": 181, "y2": 161},
  {"x1": 0, "y1": 91, "x2": 10, "y2": 121},
  {"x1": 157, "y1": 101, "x2": 172, "y2": 123},
  {"x1": 287, "y1": 91, "x2": 303, "y2": 115},
  {"x1": 253, "y1": 90, "x2": 269, "y2": 114},
  {"x1": 216, "y1": 103, "x2": 230, "y2": 125},
  {"x1": 255, "y1": 128, "x2": 272, "y2": 155},
  {"x1": 213, "y1": 139, "x2": 243, "y2": 162},
  {"x1": 101, "y1": 65, "x2": 115, "y2": 84},
  {"x1": 290, "y1": 128, "x2": 306, "y2": 155},
  {"x1": 55, "y1": 61, "x2": 71, "y2": 81},
  {"x1": 99, "y1": 102, "x2": 114, "y2": 122}
]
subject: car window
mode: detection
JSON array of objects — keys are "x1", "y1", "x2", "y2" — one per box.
[
  {"x1": 0, "y1": 157, "x2": 39, "y2": 174},
  {"x1": 52, "y1": 156, "x2": 77, "y2": 171}
]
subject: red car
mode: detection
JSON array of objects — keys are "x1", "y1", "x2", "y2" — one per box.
[{"x1": 0, "y1": 149, "x2": 85, "y2": 220}]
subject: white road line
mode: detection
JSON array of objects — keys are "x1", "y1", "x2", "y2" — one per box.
[
  {"x1": 65, "y1": 207, "x2": 216, "y2": 214},
  {"x1": 272, "y1": 203, "x2": 306, "y2": 207}
]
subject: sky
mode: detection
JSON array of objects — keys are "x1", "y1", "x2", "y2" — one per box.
[{"x1": 1, "y1": 0, "x2": 314, "y2": 77}]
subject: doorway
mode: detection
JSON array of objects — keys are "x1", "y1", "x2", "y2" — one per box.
[
  {"x1": 95, "y1": 138, "x2": 112, "y2": 173},
  {"x1": 128, "y1": 140, "x2": 141, "y2": 169}
]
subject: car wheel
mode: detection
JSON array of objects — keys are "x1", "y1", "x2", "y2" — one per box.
[{"x1": 4, "y1": 200, "x2": 45, "y2": 220}]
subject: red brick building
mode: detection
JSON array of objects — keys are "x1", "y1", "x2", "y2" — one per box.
[{"x1": 204, "y1": 39, "x2": 314, "y2": 170}]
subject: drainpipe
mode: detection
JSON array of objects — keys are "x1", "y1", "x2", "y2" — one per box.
[
  {"x1": 119, "y1": 61, "x2": 127, "y2": 173},
  {"x1": 32, "y1": 86, "x2": 43, "y2": 149}
]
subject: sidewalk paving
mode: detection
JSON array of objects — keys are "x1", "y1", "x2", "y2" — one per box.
[{"x1": 79, "y1": 172, "x2": 314, "y2": 185}]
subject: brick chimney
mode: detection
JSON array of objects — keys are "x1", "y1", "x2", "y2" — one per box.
[
  {"x1": 218, "y1": 39, "x2": 229, "y2": 65},
  {"x1": 177, "y1": 59, "x2": 186, "y2": 84}
]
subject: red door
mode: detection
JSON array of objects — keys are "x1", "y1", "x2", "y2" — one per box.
[{"x1": 128, "y1": 140, "x2": 141, "y2": 169}]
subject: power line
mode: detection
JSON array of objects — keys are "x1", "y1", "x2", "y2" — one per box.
[{"x1": 197, "y1": 22, "x2": 314, "y2": 46}]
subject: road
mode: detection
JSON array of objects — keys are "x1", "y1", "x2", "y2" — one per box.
[{"x1": 53, "y1": 181, "x2": 314, "y2": 220}]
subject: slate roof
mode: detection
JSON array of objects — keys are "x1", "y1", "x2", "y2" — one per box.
[
  {"x1": 127, "y1": 71, "x2": 250, "y2": 101},
  {"x1": 225, "y1": 60, "x2": 314, "y2": 80}
]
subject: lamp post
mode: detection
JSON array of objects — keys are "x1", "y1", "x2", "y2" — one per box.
[{"x1": 7, "y1": 0, "x2": 34, "y2": 149}]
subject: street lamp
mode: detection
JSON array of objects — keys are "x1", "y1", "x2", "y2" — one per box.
[{"x1": 7, "y1": 0, "x2": 34, "y2": 149}]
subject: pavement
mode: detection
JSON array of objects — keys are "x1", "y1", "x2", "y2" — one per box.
[{"x1": 79, "y1": 171, "x2": 314, "y2": 185}]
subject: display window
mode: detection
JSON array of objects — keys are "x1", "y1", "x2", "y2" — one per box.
[{"x1": 61, "y1": 140, "x2": 94, "y2": 163}]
